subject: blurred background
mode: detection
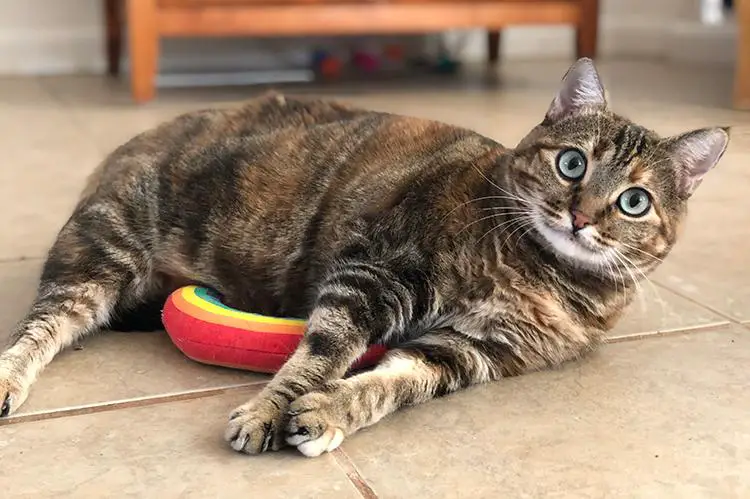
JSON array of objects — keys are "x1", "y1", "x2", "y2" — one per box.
[{"x1": 0, "y1": 0, "x2": 743, "y2": 107}]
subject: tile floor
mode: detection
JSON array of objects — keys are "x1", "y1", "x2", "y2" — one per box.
[{"x1": 0, "y1": 60, "x2": 749, "y2": 497}]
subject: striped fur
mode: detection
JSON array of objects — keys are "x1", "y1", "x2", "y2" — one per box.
[{"x1": 0, "y1": 60, "x2": 728, "y2": 458}]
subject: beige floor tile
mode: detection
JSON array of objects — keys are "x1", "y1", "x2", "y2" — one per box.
[
  {"x1": 341, "y1": 326, "x2": 750, "y2": 498},
  {"x1": 0, "y1": 77, "x2": 57, "y2": 108},
  {"x1": 607, "y1": 284, "x2": 728, "y2": 340},
  {"x1": 0, "y1": 260, "x2": 266, "y2": 416},
  {"x1": 0, "y1": 116, "x2": 101, "y2": 259},
  {"x1": 17, "y1": 332, "x2": 267, "y2": 416},
  {"x1": 0, "y1": 390, "x2": 359, "y2": 498},
  {"x1": 651, "y1": 184, "x2": 750, "y2": 321},
  {"x1": 0, "y1": 259, "x2": 41, "y2": 333}
]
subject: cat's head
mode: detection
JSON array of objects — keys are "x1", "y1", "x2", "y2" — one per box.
[{"x1": 509, "y1": 58, "x2": 728, "y2": 277}]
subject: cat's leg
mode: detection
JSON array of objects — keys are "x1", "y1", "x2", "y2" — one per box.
[
  {"x1": 0, "y1": 212, "x2": 151, "y2": 417},
  {"x1": 284, "y1": 328, "x2": 525, "y2": 457},
  {"x1": 225, "y1": 260, "x2": 424, "y2": 454}
]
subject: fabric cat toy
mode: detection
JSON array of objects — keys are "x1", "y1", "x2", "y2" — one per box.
[{"x1": 162, "y1": 285, "x2": 387, "y2": 372}]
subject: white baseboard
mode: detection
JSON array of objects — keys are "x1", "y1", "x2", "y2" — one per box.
[{"x1": 0, "y1": 17, "x2": 737, "y2": 76}]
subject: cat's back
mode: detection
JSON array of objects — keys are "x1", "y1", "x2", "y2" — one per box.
[
  {"x1": 78, "y1": 93, "x2": 373, "y2": 199},
  {"x1": 80, "y1": 92, "x2": 488, "y2": 203}
]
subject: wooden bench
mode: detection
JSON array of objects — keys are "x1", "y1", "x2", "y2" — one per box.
[{"x1": 106, "y1": 0, "x2": 600, "y2": 103}]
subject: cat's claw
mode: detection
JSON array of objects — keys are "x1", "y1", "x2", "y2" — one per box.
[
  {"x1": 1, "y1": 393, "x2": 11, "y2": 417},
  {"x1": 285, "y1": 391, "x2": 348, "y2": 457},
  {"x1": 0, "y1": 362, "x2": 29, "y2": 418},
  {"x1": 225, "y1": 400, "x2": 288, "y2": 454}
]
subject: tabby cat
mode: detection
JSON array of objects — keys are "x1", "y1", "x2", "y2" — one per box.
[{"x1": 0, "y1": 59, "x2": 728, "y2": 457}]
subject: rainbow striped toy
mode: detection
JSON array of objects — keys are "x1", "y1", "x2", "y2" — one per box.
[{"x1": 162, "y1": 286, "x2": 387, "y2": 373}]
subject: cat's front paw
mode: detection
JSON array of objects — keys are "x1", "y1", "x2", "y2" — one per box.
[
  {"x1": 225, "y1": 398, "x2": 289, "y2": 454},
  {"x1": 0, "y1": 356, "x2": 30, "y2": 417},
  {"x1": 285, "y1": 386, "x2": 352, "y2": 458}
]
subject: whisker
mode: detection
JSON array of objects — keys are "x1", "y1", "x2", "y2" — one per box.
[
  {"x1": 479, "y1": 207, "x2": 533, "y2": 214},
  {"x1": 602, "y1": 253, "x2": 618, "y2": 295},
  {"x1": 613, "y1": 248, "x2": 647, "y2": 310},
  {"x1": 608, "y1": 250, "x2": 632, "y2": 305},
  {"x1": 499, "y1": 217, "x2": 537, "y2": 249},
  {"x1": 476, "y1": 215, "x2": 532, "y2": 242},
  {"x1": 614, "y1": 247, "x2": 668, "y2": 317},
  {"x1": 619, "y1": 242, "x2": 664, "y2": 264},
  {"x1": 470, "y1": 165, "x2": 530, "y2": 204},
  {"x1": 441, "y1": 195, "x2": 531, "y2": 223},
  {"x1": 512, "y1": 224, "x2": 537, "y2": 252},
  {"x1": 457, "y1": 213, "x2": 506, "y2": 235},
  {"x1": 478, "y1": 217, "x2": 523, "y2": 244}
]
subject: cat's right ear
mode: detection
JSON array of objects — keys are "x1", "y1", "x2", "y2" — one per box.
[{"x1": 545, "y1": 58, "x2": 607, "y2": 122}]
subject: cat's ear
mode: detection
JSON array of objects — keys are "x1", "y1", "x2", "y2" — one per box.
[
  {"x1": 545, "y1": 58, "x2": 607, "y2": 122},
  {"x1": 664, "y1": 127, "x2": 730, "y2": 198}
]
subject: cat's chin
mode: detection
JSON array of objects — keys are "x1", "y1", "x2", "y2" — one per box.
[{"x1": 532, "y1": 218, "x2": 610, "y2": 270}]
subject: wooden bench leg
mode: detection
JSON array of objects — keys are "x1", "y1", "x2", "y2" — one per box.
[
  {"x1": 575, "y1": 0, "x2": 599, "y2": 59},
  {"x1": 126, "y1": 0, "x2": 159, "y2": 103},
  {"x1": 487, "y1": 30, "x2": 502, "y2": 66},
  {"x1": 734, "y1": 0, "x2": 750, "y2": 109},
  {"x1": 105, "y1": 0, "x2": 123, "y2": 76}
]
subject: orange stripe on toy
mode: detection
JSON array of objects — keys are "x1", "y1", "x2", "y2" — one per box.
[
  {"x1": 170, "y1": 288, "x2": 307, "y2": 335},
  {"x1": 181, "y1": 286, "x2": 305, "y2": 326}
]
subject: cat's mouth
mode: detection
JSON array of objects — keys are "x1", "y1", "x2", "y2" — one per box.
[{"x1": 533, "y1": 215, "x2": 609, "y2": 267}]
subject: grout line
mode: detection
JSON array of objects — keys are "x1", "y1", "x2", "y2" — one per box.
[
  {"x1": 331, "y1": 448, "x2": 379, "y2": 499},
  {"x1": 606, "y1": 320, "x2": 732, "y2": 344},
  {"x1": 0, "y1": 381, "x2": 266, "y2": 427},
  {"x1": 652, "y1": 280, "x2": 747, "y2": 327}
]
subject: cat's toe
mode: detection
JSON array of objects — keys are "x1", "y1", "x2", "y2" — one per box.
[
  {"x1": 285, "y1": 392, "x2": 346, "y2": 457},
  {"x1": 0, "y1": 362, "x2": 29, "y2": 417},
  {"x1": 224, "y1": 400, "x2": 288, "y2": 454}
]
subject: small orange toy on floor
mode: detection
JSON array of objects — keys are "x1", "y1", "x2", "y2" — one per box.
[{"x1": 162, "y1": 286, "x2": 387, "y2": 373}]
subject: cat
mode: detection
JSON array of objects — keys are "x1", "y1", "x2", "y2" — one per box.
[{"x1": 0, "y1": 59, "x2": 728, "y2": 458}]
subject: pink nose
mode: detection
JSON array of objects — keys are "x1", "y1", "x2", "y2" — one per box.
[{"x1": 571, "y1": 210, "x2": 592, "y2": 231}]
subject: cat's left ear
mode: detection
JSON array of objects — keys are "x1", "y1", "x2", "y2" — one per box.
[
  {"x1": 664, "y1": 127, "x2": 730, "y2": 198},
  {"x1": 545, "y1": 58, "x2": 607, "y2": 122}
]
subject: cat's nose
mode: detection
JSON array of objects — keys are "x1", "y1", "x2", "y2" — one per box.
[{"x1": 570, "y1": 210, "x2": 592, "y2": 232}]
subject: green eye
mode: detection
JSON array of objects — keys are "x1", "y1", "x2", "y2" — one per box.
[
  {"x1": 617, "y1": 187, "x2": 651, "y2": 217},
  {"x1": 556, "y1": 149, "x2": 587, "y2": 181}
]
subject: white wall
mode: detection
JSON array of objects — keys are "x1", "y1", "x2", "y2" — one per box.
[
  {"x1": 0, "y1": 0, "x2": 735, "y2": 75},
  {"x1": 0, "y1": 0, "x2": 102, "y2": 74}
]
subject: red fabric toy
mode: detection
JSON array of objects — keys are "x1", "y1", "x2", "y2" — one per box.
[{"x1": 162, "y1": 286, "x2": 387, "y2": 373}]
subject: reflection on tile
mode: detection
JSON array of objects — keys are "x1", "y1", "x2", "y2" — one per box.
[
  {"x1": 608, "y1": 284, "x2": 728, "y2": 340},
  {"x1": 0, "y1": 121, "x2": 100, "y2": 259},
  {"x1": 0, "y1": 259, "x2": 42, "y2": 333},
  {"x1": 20, "y1": 332, "x2": 267, "y2": 415},
  {"x1": 652, "y1": 187, "x2": 750, "y2": 321},
  {"x1": 0, "y1": 260, "x2": 266, "y2": 415},
  {"x1": 0, "y1": 391, "x2": 359, "y2": 498},
  {"x1": 342, "y1": 327, "x2": 750, "y2": 498}
]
